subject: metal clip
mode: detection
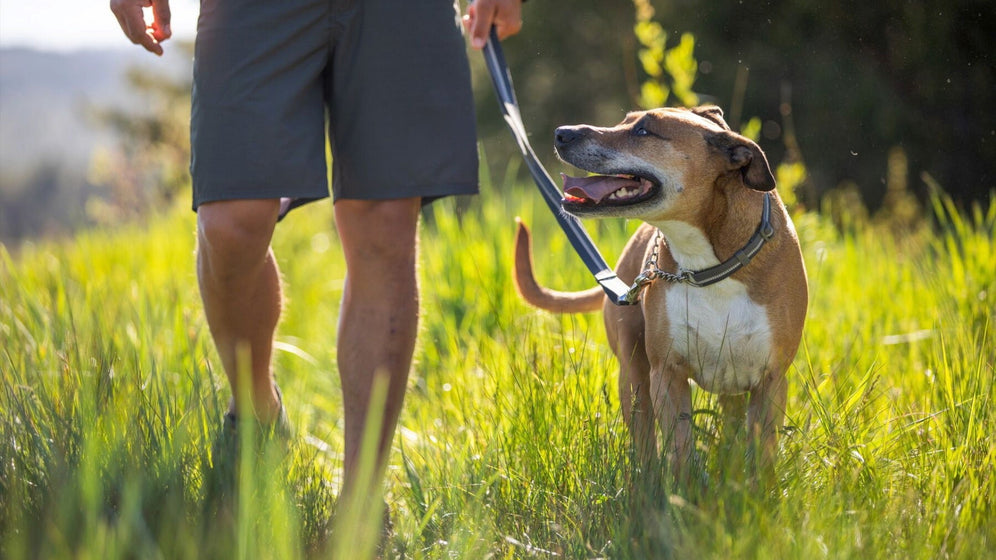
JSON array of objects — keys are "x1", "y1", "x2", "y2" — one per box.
[{"x1": 620, "y1": 271, "x2": 654, "y2": 304}]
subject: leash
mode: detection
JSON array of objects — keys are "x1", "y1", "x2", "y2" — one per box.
[
  {"x1": 482, "y1": 27, "x2": 636, "y2": 306},
  {"x1": 482, "y1": 28, "x2": 776, "y2": 303}
]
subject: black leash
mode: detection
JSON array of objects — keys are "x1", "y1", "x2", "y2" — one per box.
[{"x1": 482, "y1": 28, "x2": 635, "y2": 306}]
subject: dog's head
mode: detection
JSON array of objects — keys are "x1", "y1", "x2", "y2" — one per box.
[{"x1": 554, "y1": 106, "x2": 775, "y2": 220}]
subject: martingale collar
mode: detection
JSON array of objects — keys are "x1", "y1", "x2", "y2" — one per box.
[{"x1": 622, "y1": 193, "x2": 776, "y2": 302}]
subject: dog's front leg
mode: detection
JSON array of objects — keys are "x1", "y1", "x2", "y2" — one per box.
[
  {"x1": 651, "y1": 364, "x2": 693, "y2": 480},
  {"x1": 747, "y1": 369, "x2": 788, "y2": 482},
  {"x1": 617, "y1": 337, "x2": 656, "y2": 467}
]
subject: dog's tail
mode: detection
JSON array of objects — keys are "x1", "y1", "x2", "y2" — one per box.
[{"x1": 513, "y1": 218, "x2": 605, "y2": 313}]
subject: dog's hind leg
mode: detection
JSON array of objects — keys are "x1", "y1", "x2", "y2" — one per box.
[{"x1": 604, "y1": 293, "x2": 657, "y2": 468}]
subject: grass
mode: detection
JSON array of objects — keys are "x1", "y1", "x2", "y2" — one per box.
[{"x1": 1, "y1": 184, "x2": 993, "y2": 559}]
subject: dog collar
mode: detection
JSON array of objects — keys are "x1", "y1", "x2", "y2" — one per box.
[{"x1": 622, "y1": 193, "x2": 776, "y2": 302}]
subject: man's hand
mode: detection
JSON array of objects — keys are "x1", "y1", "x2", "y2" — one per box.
[
  {"x1": 464, "y1": 0, "x2": 523, "y2": 49},
  {"x1": 110, "y1": 0, "x2": 172, "y2": 56}
]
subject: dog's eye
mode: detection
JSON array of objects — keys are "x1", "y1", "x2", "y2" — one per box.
[{"x1": 634, "y1": 125, "x2": 649, "y2": 137}]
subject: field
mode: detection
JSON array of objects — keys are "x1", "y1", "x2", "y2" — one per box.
[{"x1": 1, "y1": 184, "x2": 993, "y2": 559}]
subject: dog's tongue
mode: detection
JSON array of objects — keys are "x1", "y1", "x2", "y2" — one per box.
[{"x1": 561, "y1": 173, "x2": 642, "y2": 203}]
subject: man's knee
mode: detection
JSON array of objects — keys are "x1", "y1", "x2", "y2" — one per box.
[
  {"x1": 197, "y1": 199, "x2": 280, "y2": 271},
  {"x1": 335, "y1": 198, "x2": 421, "y2": 265}
]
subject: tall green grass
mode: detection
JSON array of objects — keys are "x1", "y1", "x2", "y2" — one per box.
[{"x1": 1, "y1": 186, "x2": 993, "y2": 559}]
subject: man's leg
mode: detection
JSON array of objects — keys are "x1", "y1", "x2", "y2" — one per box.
[
  {"x1": 197, "y1": 199, "x2": 283, "y2": 422},
  {"x1": 333, "y1": 197, "x2": 421, "y2": 493}
]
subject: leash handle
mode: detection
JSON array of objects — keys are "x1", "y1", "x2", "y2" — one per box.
[{"x1": 482, "y1": 28, "x2": 635, "y2": 305}]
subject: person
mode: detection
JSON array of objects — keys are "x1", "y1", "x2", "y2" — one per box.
[{"x1": 110, "y1": 0, "x2": 523, "y2": 503}]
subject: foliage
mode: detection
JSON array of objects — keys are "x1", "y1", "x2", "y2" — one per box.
[
  {"x1": 1, "y1": 181, "x2": 994, "y2": 558},
  {"x1": 642, "y1": 0, "x2": 995, "y2": 206},
  {"x1": 480, "y1": 1, "x2": 994, "y2": 209},
  {"x1": 632, "y1": 0, "x2": 698, "y2": 109},
  {"x1": 0, "y1": 160, "x2": 92, "y2": 241},
  {"x1": 86, "y1": 44, "x2": 193, "y2": 225},
  {"x1": 776, "y1": 161, "x2": 806, "y2": 209},
  {"x1": 6, "y1": 2, "x2": 990, "y2": 243},
  {"x1": 630, "y1": 1, "x2": 810, "y2": 214}
]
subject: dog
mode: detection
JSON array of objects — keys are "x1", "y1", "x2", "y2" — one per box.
[{"x1": 514, "y1": 106, "x2": 808, "y2": 479}]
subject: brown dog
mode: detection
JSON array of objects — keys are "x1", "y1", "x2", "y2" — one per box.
[{"x1": 514, "y1": 106, "x2": 808, "y2": 478}]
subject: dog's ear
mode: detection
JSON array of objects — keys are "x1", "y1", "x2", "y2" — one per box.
[
  {"x1": 706, "y1": 131, "x2": 776, "y2": 191},
  {"x1": 692, "y1": 105, "x2": 731, "y2": 130}
]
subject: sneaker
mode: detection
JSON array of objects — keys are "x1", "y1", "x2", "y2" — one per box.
[
  {"x1": 203, "y1": 385, "x2": 293, "y2": 520},
  {"x1": 215, "y1": 386, "x2": 293, "y2": 454}
]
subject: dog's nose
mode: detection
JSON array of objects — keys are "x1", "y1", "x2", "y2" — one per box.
[{"x1": 555, "y1": 126, "x2": 583, "y2": 148}]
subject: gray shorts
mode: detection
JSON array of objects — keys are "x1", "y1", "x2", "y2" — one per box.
[{"x1": 190, "y1": 0, "x2": 479, "y2": 212}]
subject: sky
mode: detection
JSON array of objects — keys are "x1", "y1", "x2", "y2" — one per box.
[{"x1": 0, "y1": 1, "x2": 198, "y2": 51}]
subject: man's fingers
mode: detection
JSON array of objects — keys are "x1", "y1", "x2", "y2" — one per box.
[
  {"x1": 470, "y1": 5, "x2": 493, "y2": 48},
  {"x1": 111, "y1": 1, "x2": 147, "y2": 44},
  {"x1": 112, "y1": 11, "x2": 132, "y2": 38},
  {"x1": 151, "y1": 0, "x2": 172, "y2": 41},
  {"x1": 111, "y1": 1, "x2": 141, "y2": 42},
  {"x1": 465, "y1": 0, "x2": 522, "y2": 49},
  {"x1": 494, "y1": 17, "x2": 522, "y2": 40},
  {"x1": 464, "y1": 4, "x2": 486, "y2": 49},
  {"x1": 110, "y1": 0, "x2": 165, "y2": 55},
  {"x1": 139, "y1": 33, "x2": 165, "y2": 56}
]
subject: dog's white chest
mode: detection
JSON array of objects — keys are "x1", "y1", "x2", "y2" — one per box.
[
  {"x1": 644, "y1": 220, "x2": 775, "y2": 393},
  {"x1": 660, "y1": 281, "x2": 772, "y2": 393}
]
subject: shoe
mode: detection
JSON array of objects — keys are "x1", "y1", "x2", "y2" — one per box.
[
  {"x1": 320, "y1": 498, "x2": 398, "y2": 559},
  {"x1": 218, "y1": 384, "x2": 293, "y2": 449},
  {"x1": 203, "y1": 385, "x2": 293, "y2": 521}
]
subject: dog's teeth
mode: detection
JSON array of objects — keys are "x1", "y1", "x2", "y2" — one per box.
[{"x1": 609, "y1": 187, "x2": 639, "y2": 201}]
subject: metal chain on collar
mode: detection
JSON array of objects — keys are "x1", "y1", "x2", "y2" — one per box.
[
  {"x1": 618, "y1": 193, "x2": 776, "y2": 303},
  {"x1": 620, "y1": 229, "x2": 691, "y2": 304}
]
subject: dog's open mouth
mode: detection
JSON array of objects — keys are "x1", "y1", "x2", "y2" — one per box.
[{"x1": 560, "y1": 173, "x2": 659, "y2": 207}]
